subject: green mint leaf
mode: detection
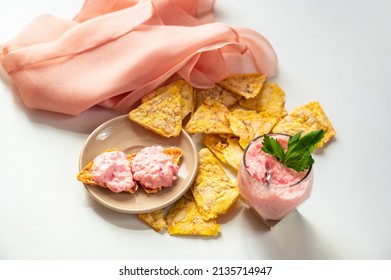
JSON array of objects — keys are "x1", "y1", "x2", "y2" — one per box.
[
  {"x1": 261, "y1": 134, "x2": 285, "y2": 162},
  {"x1": 284, "y1": 151, "x2": 314, "y2": 172},
  {"x1": 284, "y1": 129, "x2": 325, "y2": 171},
  {"x1": 286, "y1": 131, "x2": 302, "y2": 152},
  {"x1": 296, "y1": 130, "x2": 326, "y2": 154},
  {"x1": 261, "y1": 130, "x2": 325, "y2": 172}
]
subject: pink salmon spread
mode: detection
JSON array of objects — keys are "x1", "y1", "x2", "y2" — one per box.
[
  {"x1": 91, "y1": 150, "x2": 136, "y2": 193},
  {"x1": 131, "y1": 145, "x2": 179, "y2": 191}
]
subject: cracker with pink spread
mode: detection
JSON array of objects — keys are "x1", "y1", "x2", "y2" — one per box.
[
  {"x1": 131, "y1": 145, "x2": 181, "y2": 193},
  {"x1": 77, "y1": 149, "x2": 138, "y2": 194},
  {"x1": 78, "y1": 146, "x2": 182, "y2": 194}
]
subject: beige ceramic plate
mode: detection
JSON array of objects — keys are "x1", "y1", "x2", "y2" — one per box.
[{"x1": 79, "y1": 115, "x2": 199, "y2": 214}]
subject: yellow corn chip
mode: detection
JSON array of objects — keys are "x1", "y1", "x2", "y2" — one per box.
[
  {"x1": 193, "y1": 179, "x2": 239, "y2": 220},
  {"x1": 192, "y1": 148, "x2": 239, "y2": 220},
  {"x1": 184, "y1": 101, "x2": 232, "y2": 134},
  {"x1": 179, "y1": 81, "x2": 194, "y2": 118},
  {"x1": 194, "y1": 85, "x2": 241, "y2": 110},
  {"x1": 128, "y1": 85, "x2": 182, "y2": 137},
  {"x1": 272, "y1": 101, "x2": 336, "y2": 148},
  {"x1": 163, "y1": 147, "x2": 184, "y2": 165},
  {"x1": 77, "y1": 161, "x2": 97, "y2": 187},
  {"x1": 239, "y1": 82, "x2": 287, "y2": 118},
  {"x1": 166, "y1": 195, "x2": 220, "y2": 237},
  {"x1": 228, "y1": 109, "x2": 279, "y2": 149},
  {"x1": 138, "y1": 209, "x2": 167, "y2": 232},
  {"x1": 202, "y1": 134, "x2": 243, "y2": 171},
  {"x1": 77, "y1": 148, "x2": 138, "y2": 194},
  {"x1": 195, "y1": 148, "x2": 231, "y2": 186},
  {"x1": 142, "y1": 80, "x2": 194, "y2": 119},
  {"x1": 217, "y1": 73, "x2": 267, "y2": 99}
]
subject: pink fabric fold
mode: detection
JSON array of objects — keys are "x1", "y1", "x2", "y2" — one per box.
[{"x1": 1, "y1": 0, "x2": 278, "y2": 115}]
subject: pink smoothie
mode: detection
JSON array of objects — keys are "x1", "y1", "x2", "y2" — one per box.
[{"x1": 238, "y1": 134, "x2": 313, "y2": 221}]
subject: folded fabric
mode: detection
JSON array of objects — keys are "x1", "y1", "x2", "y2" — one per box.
[{"x1": 1, "y1": 0, "x2": 278, "y2": 115}]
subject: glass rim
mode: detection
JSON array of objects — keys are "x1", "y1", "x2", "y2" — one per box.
[{"x1": 242, "y1": 133, "x2": 313, "y2": 189}]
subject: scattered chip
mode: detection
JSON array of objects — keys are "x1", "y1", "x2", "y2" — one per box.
[
  {"x1": 128, "y1": 85, "x2": 183, "y2": 137},
  {"x1": 193, "y1": 178, "x2": 239, "y2": 220},
  {"x1": 166, "y1": 195, "x2": 221, "y2": 237},
  {"x1": 141, "y1": 80, "x2": 194, "y2": 119},
  {"x1": 138, "y1": 209, "x2": 167, "y2": 232},
  {"x1": 202, "y1": 134, "x2": 243, "y2": 171},
  {"x1": 179, "y1": 81, "x2": 194, "y2": 118},
  {"x1": 195, "y1": 148, "x2": 231, "y2": 186},
  {"x1": 192, "y1": 148, "x2": 239, "y2": 220},
  {"x1": 194, "y1": 85, "x2": 241, "y2": 110},
  {"x1": 217, "y1": 73, "x2": 267, "y2": 99},
  {"x1": 272, "y1": 101, "x2": 336, "y2": 147},
  {"x1": 228, "y1": 109, "x2": 279, "y2": 149},
  {"x1": 185, "y1": 101, "x2": 232, "y2": 134},
  {"x1": 239, "y1": 82, "x2": 287, "y2": 118},
  {"x1": 77, "y1": 148, "x2": 138, "y2": 194}
]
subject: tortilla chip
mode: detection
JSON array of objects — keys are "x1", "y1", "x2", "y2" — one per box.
[
  {"x1": 77, "y1": 161, "x2": 97, "y2": 186},
  {"x1": 195, "y1": 148, "x2": 231, "y2": 186},
  {"x1": 193, "y1": 179, "x2": 239, "y2": 220},
  {"x1": 239, "y1": 82, "x2": 287, "y2": 118},
  {"x1": 131, "y1": 147, "x2": 183, "y2": 194},
  {"x1": 192, "y1": 148, "x2": 239, "y2": 220},
  {"x1": 194, "y1": 85, "x2": 241, "y2": 110},
  {"x1": 272, "y1": 101, "x2": 336, "y2": 148},
  {"x1": 228, "y1": 109, "x2": 279, "y2": 149},
  {"x1": 163, "y1": 147, "x2": 184, "y2": 165},
  {"x1": 179, "y1": 81, "x2": 194, "y2": 118},
  {"x1": 77, "y1": 148, "x2": 138, "y2": 194},
  {"x1": 166, "y1": 195, "x2": 220, "y2": 237},
  {"x1": 128, "y1": 85, "x2": 182, "y2": 137},
  {"x1": 139, "y1": 209, "x2": 167, "y2": 232},
  {"x1": 142, "y1": 80, "x2": 194, "y2": 119},
  {"x1": 202, "y1": 134, "x2": 243, "y2": 171},
  {"x1": 184, "y1": 101, "x2": 232, "y2": 134},
  {"x1": 217, "y1": 73, "x2": 267, "y2": 99}
]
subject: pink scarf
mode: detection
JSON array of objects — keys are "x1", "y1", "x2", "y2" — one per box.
[{"x1": 1, "y1": 0, "x2": 278, "y2": 115}]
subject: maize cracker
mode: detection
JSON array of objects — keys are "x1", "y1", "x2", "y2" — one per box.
[
  {"x1": 202, "y1": 134, "x2": 243, "y2": 171},
  {"x1": 192, "y1": 148, "x2": 239, "y2": 220},
  {"x1": 239, "y1": 82, "x2": 287, "y2": 118},
  {"x1": 228, "y1": 109, "x2": 279, "y2": 149},
  {"x1": 194, "y1": 85, "x2": 241, "y2": 110},
  {"x1": 77, "y1": 148, "x2": 138, "y2": 194},
  {"x1": 141, "y1": 80, "x2": 194, "y2": 119},
  {"x1": 128, "y1": 84, "x2": 183, "y2": 137},
  {"x1": 185, "y1": 101, "x2": 232, "y2": 134},
  {"x1": 139, "y1": 209, "x2": 167, "y2": 232},
  {"x1": 218, "y1": 73, "x2": 267, "y2": 99},
  {"x1": 272, "y1": 101, "x2": 336, "y2": 147},
  {"x1": 166, "y1": 195, "x2": 221, "y2": 237}
]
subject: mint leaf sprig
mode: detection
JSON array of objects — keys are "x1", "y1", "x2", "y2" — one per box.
[{"x1": 261, "y1": 130, "x2": 325, "y2": 172}]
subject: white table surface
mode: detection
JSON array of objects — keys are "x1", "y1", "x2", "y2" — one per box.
[{"x1": 1, "y1": 0, "x2": 390, "y2": 260}]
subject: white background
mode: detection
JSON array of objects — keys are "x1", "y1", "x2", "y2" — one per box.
[{"x1": 1, "y1": 0, "x2": 390, "y2": 260}]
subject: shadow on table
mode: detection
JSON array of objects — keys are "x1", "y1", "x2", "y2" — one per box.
[
  {"x1": 86, "y1": 195, "x2": 148, "y2": 231},
  {"x1": 241, "y1": 208, "x2": 341, "y2": 259}
]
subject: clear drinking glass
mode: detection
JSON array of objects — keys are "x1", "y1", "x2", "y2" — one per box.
[{"x1": 237, "y1": 133, "x2": 314, "y2": 227}]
